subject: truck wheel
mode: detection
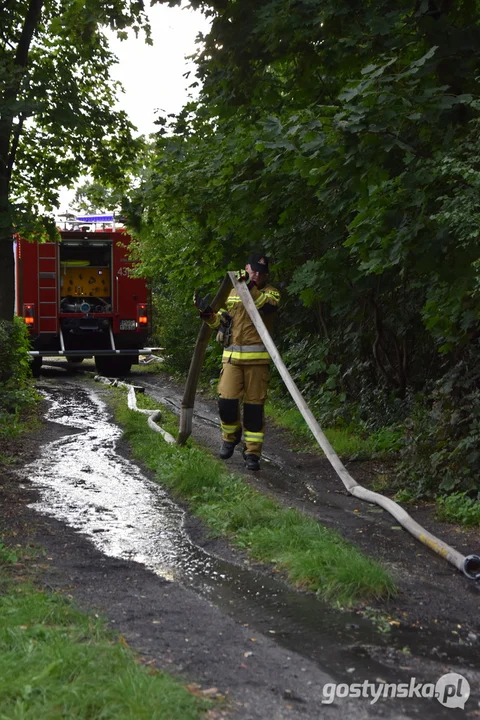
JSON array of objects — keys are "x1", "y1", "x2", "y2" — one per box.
[
  {"x1": 95, "y1": 356, "x2": 133, "y2": 377},
  {"x1": 94, "y1": 356, "x2": 111, "y2": 376},
  {"x1": 31, "y1": 357, "x2": 42, "y2": 378}
]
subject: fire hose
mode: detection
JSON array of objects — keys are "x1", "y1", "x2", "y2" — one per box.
[
  {"x1": 179, "y1": 271, "x2": 480, "y2": 581},
  {"x1": 95, "y1": 375, "x2": 176, "y2": 444}
]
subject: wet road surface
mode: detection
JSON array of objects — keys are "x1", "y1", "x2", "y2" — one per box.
[{"x1": 19, "y1": 374, "x2": 480, "y2": 718}]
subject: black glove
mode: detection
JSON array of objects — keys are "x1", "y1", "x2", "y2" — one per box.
[
  {"x1": 193, "y1": 290, "x2": 212, "y2": 310},
  {"x1": 193, "y1": 290, "x2": 214, "y2": 319},
  {"x1": 199, "y1": 308, "x2": 214, "y2": 320}
]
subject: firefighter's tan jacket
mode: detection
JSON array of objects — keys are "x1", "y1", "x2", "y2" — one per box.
[{"x1": 206, "y1": 283, "x2": 280, "y2": 365}]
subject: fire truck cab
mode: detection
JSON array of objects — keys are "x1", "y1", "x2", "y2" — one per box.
[{"x1": 15, "y1": 225, "x2": 154, "y2": 377}]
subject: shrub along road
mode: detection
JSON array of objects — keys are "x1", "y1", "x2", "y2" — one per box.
[{"x1": 1, "y1": 363, "x2": 479, "y2": 718}]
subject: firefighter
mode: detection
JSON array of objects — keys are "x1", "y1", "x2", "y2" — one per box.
[{"x1": 196, "y1": 253, "x2": 280, "y2": 471}]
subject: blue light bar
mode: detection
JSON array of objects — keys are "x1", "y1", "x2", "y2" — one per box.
[{"x1": 76, "y1": 215, "x2": 114, "y2": 223}]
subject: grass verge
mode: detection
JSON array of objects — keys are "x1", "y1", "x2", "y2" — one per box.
[
  {"x1": 113, "y1": 390, "x2": 396, "y2": 607},
  {"x1": 264, "y1": 399, "x2": 402, "y2": 459},
  {"x1": 436, "y1": 492, "x2": 480, "y2": 527},
  {"x1": 0, "y1": 542, "x2": 208, "y2": 719},
  {"x1": 0, "y1": 406, "x2": 42, "y2": 467}
]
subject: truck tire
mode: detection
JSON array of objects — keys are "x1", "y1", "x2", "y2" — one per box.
[
  {"x1": 95, "y1": 356, "x2": 133, "y2": 377},
  {"x1": 31, "y1": 356, "x2": 42, "y2": 378}
]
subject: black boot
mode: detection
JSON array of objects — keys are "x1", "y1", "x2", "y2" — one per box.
[
  {"x1": 244, "y1": 453, "x2": 260, "y2": 471},
  {"x1": 219, "y1": 431, "x2": 242, "y2": 459}
]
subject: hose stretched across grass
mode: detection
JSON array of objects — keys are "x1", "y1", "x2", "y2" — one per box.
[
  {"x1": 95, "y1": 375, "x2": 176, "y2": 444},
  {"x1": 178, "y1": 272, "x2": 480, "y2": 581}
]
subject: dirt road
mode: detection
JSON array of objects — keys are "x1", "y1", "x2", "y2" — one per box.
[{"x1": 2, "y1": 362, "x2": 479, "y2": 718}]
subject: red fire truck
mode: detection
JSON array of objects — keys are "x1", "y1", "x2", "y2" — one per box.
[{"x1": 15, "y1": 225, "x2": 154, "y2": 377}]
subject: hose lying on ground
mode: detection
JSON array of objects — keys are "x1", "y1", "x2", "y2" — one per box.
[
  {"x1": 139, "y1": 354, "x2": 164, "y2": 365},
  {"x1": 95, "y1": 376, "x2": 144, "y2": 392},
  {"x1": 126, "y1": 386, "x2": 176, "y2": 444},
  {"x1": 94, "y1": 375, "x2": 176, "y2": 444},
  {"x1": 229, "y1": 272, "x2": 480, "y2": 582}
]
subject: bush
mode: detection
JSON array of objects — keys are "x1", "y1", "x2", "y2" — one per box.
[
  {"x1": 436, "y1": 492, "x2": 480, "y2": 527},
  {"x1": 396, "y1": 347, "x2": 480, "y2": 498},
  {"x1": 0, "y1": 318, "x2": 38, "y2": 438}
]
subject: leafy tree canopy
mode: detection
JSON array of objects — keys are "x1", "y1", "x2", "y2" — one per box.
[
  {"x1": 0, "y1": 0, "x2": 176, "y2": 320},
  {"x1": 72, "y1": 180, "x2": 124, "y2": 214},
  {"x1": 1, "y1": 0, "x2": 154, "y2": 228},
  {"x1": 127, "y1": 0, "x2": 480, "y2": 497}
]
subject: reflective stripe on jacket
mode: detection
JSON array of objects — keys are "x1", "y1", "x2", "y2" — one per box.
[
  {"x1": 222, "y1": 343, "x2": 269, "y2": 363},
  {"x1": 207, "y1": 283, "x2": 280, "y2": 365}
]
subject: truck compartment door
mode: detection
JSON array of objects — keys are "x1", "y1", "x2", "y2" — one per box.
[{"x1": 38, "y1": 243, "x2": 58, "y2": 334}]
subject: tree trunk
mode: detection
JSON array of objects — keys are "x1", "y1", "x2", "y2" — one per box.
[
  {"x1": 0, "y1": 235, "x2": 14, "y2": 322},
  {"x1": 0, "y1": 0, "x2": 44, "y2": 321},
  {"x1": 0, "y1": 169, "x2": 14, "y2": 321}
]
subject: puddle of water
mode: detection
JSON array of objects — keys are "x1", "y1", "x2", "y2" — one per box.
[
  {"x1": 29, "y1": 385, "x2": 202, "y2": 582},
  {"x1": 21, "y1": 381, "x2": 478, "y2": 716}
]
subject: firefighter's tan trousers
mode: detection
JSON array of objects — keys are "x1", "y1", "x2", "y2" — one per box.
[{"x1": 217, "y1": 363, "x2": 270, "y2": 457}]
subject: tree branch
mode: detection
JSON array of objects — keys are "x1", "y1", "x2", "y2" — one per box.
[
  {"x1": 0, "y1": 0, "x2": 44, "y2": 177},
  {"x1": 316, "y1": 301, "x2": 329, "y2": 339},
  {"x1": 13, "y1": 0, "x2": 44, "y2": 70},
  {"x1": 370, "y1": 295, "x2": 399, "y2": 389},
  {"x1": 7, "y1": 114, "x2": 25, "y2": 181}
]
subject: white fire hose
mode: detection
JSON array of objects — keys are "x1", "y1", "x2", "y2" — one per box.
[
  {"x1": 229, "y1": 272, "x2": 480, "y2": 581},
  {"x1": 94, "y1": 375, "x2": 176, "y2": 444}
]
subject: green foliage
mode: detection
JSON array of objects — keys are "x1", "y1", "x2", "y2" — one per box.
[
  {"x1": 265, "y1": 397, "x2": 402, "y2": 458},
  {"x1": 125, "y1": 213, "x2": 223, "y2": 377},
  {"x1": 0, "y1": 542, "x2": 18, "y2": 564},
  {"x1": 124, "y1": 0, "x2": 480, "y2": 498},
  {"x1": 71, "y1": 181, "x2": 124, "y2": 214},
  {"x1": 0, "y1": 0, "x2": 153, "y2": 323},
  {"x1": 3, "y1": 0, "x2": 151, "y2": 216},
  {"x1": 397, "y1": 347, "x2": 480, "y2": 498},
  {"x1": 436, "y1": 492, "x2": 480, "y2": 527},
  {"x1": 0, "y1": 318, "x2": 39, "y2": 438}
]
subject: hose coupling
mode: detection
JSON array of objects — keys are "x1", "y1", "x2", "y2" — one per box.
[{"x1": 463, "y1": 555, "x2": 480, "y2": 581}]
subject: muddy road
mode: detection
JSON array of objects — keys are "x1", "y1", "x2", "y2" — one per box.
[{"x1": 3, "y1": 362, "x2": 480, "y2": 719}]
